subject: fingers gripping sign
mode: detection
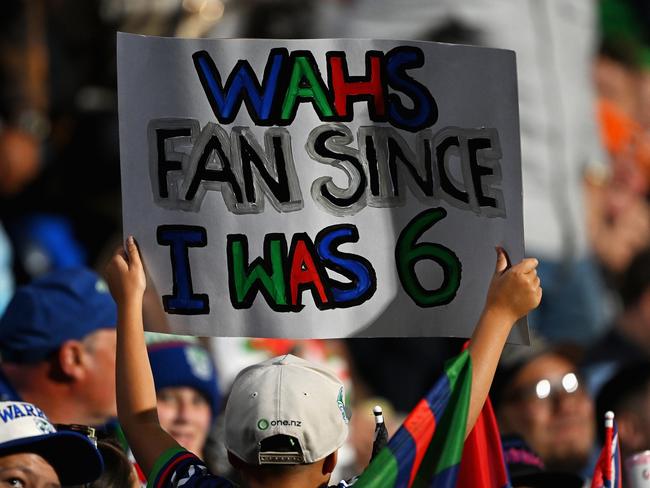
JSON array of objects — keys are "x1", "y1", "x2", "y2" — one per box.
[
  {"x1": 485, "y1": 247, "x2": 542, "y2": 326},
  {"x1": 105, "y1": 236, "x2": 147, "y2": 306}
]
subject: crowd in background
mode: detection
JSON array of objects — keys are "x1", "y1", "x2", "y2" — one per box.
[{"x1": 2, "y1": 0, "x2": 650, "y2": 486}]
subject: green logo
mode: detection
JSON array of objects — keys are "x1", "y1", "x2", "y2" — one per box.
[
  {"x1": 257, "y1": 419, "x2": 270, "y2": 430},
  {"x1": 185, "y1": 347, "x2": 212, "y2": 381},
  {"x1": 337, "y1": 387, "x2": 349, "y2": 424},
  {"x1": 35, "y1": 418, "x2": 55, "y2": 434}
]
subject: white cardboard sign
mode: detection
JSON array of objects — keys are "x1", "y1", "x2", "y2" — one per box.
[{"x1": 117, "y1": 34, "x2": 527, "y2": 341}]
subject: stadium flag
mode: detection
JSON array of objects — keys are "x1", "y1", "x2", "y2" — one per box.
[
  {"x1": 457, "y1": 395, "x2": 511, "y2": 488},
  {"x1": 353, "y1": 349, "x2": 471, "y2": 488},
  {"x1": 591, "y1": 411, "x2": 622, "y2": 488}
]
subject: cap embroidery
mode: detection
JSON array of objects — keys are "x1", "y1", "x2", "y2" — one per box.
[
  {"x1": 184, "y1": 347, "x2": 212, "y2": 381},
  {"x1": 35, "y1": 418, "x2": 55, "y2": 434},
  {"x1": 337, "y1": 386, "x2": 348, "y2": 424}
]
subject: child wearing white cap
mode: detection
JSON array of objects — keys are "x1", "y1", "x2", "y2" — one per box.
[{"x1": 105, "y1": 237, "x2": 541, "y2": 487}]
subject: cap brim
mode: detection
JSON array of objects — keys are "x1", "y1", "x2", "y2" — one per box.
[
  {"x1": 511, "y1": 471, "x2": 583, "y2": 488},
  {"x1": 0, "y1": 431, "x2": 103, "y2": 485}
]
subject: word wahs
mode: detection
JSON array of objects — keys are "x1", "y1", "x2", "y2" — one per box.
[
  {"x1": 156, "y1": 208, "x2": 461, "y2": 314},
  {"x1": 192, "y1": 46, "x2": 437, "y2": 132}
]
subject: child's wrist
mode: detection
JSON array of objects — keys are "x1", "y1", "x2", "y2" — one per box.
[
  {"x1": 120, "y1": 295, "x2": 144, "y2": 311},
  {"x1": 482, "y1": 304, "x2": 517, "y2": 330}
]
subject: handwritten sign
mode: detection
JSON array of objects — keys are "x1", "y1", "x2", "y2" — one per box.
[{"x1": 118, "y1": 34, "x2": 527, "y2": 341}]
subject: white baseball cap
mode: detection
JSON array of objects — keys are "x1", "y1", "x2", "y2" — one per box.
[
  {"x1": 0, "y1": 401, "x2": 103, "y2": 484},
  {"x1": 224, "y1": 354, "x2": 349, "y2": 465}
]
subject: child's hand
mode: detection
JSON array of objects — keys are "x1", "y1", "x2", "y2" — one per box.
[
  {"x1": 104, "y1": 235, "x2": 147, "y2": 305},
  {"x1": 484, "y1": 247, "x2": 542, "y2": 325}
]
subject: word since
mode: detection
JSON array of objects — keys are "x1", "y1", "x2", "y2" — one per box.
[{"x1": 156, "y1": 208, "x2": 461, "y2": 315}]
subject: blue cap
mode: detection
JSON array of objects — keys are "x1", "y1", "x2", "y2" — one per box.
[
  {"x1": 0, "y1": 268, "x2": 117, "y2": 363},
  {"x1": 148, "y1": 342, "x2": 220, "y2": 421}
]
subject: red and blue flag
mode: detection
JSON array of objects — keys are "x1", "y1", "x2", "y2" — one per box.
[
  {"x1": 591, "y1": 411, "x2": 622, "y2": 488},
  {"x1": 353, "y1": 349, "x2": 471, "y2": 487}
]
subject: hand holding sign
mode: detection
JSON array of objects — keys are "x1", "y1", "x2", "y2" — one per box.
[
  {"x1": 105, "y1": 236, "x2": 146, "y2": 306},
  {"x1": 485, "y1": 248, "x2": 542, "y2": 326}
]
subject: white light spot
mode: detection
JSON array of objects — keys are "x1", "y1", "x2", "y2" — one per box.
[
  {"x1": 536, "y1": 379, "x2": 551, "y2": 399},
  {"x1": 562, "y1": 373, "x2": 579, "y2": 393}
]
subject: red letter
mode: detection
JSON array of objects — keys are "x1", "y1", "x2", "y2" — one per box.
[
  {"x1": 289, "y1": 237, "x2": 329, "y2": 307},
  {"x1": 329, "y1": 51, "x2": 386, "y2": 119}
]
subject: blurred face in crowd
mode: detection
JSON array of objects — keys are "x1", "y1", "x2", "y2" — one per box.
[
  {"x1": 618, "y1": 382, "x2": 650, "y2": 455},
  {"x1": 78, "y1": 328, "x2": 117, "y2": 424},
  {"x1": 0, "y1": 453, "x2": 60, "y2": 488},
  {"x1": 157, "y1": 387, "x2": 211, "y2": 456},
  {"x1": 498, "y1": 353, "x2": 595, "y2": 471}
]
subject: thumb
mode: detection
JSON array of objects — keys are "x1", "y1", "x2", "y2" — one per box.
[
  {"x1": 494, "y1": 246, "x2": 508, "y2": 274},
  {"x1": 126, "y1": 235, "x2": 142, "y2": 267}
]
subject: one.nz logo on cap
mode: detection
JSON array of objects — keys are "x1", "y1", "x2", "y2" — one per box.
[{"x1": 257, "y1": 418, "x2": 302, "y2": 429}]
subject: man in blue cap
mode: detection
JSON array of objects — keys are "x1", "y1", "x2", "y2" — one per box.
[{"x1": 0, "y1": 268, "x2": 118, "y2": 426}]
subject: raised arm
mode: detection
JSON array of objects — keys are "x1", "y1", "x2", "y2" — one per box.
[
  {"x1": 465, "y1": 248, "x2": 542, "y2": 434},
  {"x1": 104, "y1": 236, "x2": 181, "y2": 476}
]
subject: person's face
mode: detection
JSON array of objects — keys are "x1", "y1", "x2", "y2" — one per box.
[
  {"x1": 0, "y1": 453, "x2": 60, "y2": 488},
  {"x1": 156, "y1": 387, "x2": 211, "y2": 456},
  {"x1": 80, "y1": 328, "x2": 117, "y2": 424},
  {"x1": 619, "y1": 384, "x2": 650, "y2": 456},
  {"x1": 499, "y1": 354, "x2": 595, "y2": 470}
]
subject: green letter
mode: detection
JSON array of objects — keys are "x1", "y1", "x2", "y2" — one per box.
[
  {"x1": 395, "y1": 208, "x2": 462, "y2": 307},
  {"x1": 227, "y1": 234, "x2": 287, "y2": 308},
  {"x1": 281, "y1": 55, "x2": 334, "y2": 121}
]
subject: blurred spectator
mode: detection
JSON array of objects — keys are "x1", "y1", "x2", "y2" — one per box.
[
  {"x1": 0, "y1": 0, "x2": 120, "y2": 282},
  {"x1": 0, "y1": 400, "x2": 103, "y2": 486},
  {"x1": 588, "y1": 29, "x2": 650, "y2": 276},
  {"x1": 0, "y1": 0, "x2": 227, "y2": 282},
  {"x1": 583, "y1": 247, "x2": 650, "y2": 393},
  {"x1": 0, "y1": 267, "x2": 117, "y2": 426},
  {"x1": 344, "y1": 338, "x2": 461, "y2": 413},
  {"x1": 70, "y1": 438, "x2": 141, "y2": 488},
  {"x1": 148, "y1": 340, "x2": 220, "y2": 460},
  {"x1": 502, "y1": 434, "x2": 583, "y2": 488},
  {"x1": 492, "y1": 343, "x2": 596, "y2": 479},
  {"x1": 595, "y1": 361, "x2": 650, "y2": 459}
]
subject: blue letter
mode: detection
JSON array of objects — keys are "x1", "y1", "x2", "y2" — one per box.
[
  {"x1": 385, "y1": 47, "x2": 437, "y2": 132},
  {"x1": 157, "y1": 225, "x2": 210, "y2": 314},
  {"x1": 315, "y1": 224, "x2": 376, "y2": 307},
  {"x1": 193, "y1": 49, "x2": 285, "y2": 124}
]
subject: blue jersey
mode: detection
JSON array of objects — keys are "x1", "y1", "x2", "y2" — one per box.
[{"x1": 148, "y1": 448, "x2": 356, "y2": 488}]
